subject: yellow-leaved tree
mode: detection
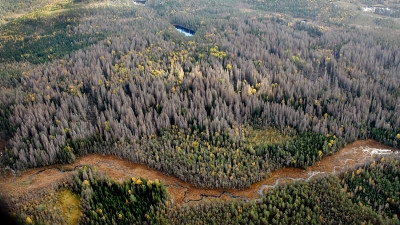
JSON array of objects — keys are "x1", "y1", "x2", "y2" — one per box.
[{"x1": 26, "y1": 217, "x2": 33, "y2": 224}]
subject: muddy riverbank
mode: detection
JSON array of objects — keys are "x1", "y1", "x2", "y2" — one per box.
[{"x1": 0, "y1": 139, "x2": 398, "y2": 206}]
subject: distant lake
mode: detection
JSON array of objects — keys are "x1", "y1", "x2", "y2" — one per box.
[{"x1": 174, "y1": 25, "x2": 195, "y2": 36}]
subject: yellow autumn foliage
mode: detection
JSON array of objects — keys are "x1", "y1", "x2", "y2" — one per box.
[
  {"x1": 26, "y1": 216, "x2": 33, "y2": 224},
  {"x1": 135, "y1": 178, "x2": 142, "y2": 185}
]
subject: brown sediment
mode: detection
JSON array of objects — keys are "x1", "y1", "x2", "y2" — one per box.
[{"x1": 0, "y1": 139, "x2": 398, "y2": 207}]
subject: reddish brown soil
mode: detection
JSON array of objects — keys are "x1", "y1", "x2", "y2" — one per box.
[{"x1": 0, "y1": 139, "x2": 397, "y2": 206}]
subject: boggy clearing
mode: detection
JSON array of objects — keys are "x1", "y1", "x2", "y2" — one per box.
[{"x1": 0, "y1": 139, "x2": 398, "y2": 206}]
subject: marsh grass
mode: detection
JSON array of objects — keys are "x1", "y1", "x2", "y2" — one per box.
[
  {"x1": 56, "y1": 189, "x2": 81, "y2": 225},
  {"x1": 245, "y1": 127, "x2": 296, "y2": 145}
]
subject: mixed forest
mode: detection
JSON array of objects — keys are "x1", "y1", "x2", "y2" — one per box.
[
  {"x1": 9, "y1": 155, "x2": 400, "y2": 224},
  {"x1": 1, "y1": 0, "x2": 400, "y2": 224},
  {"x1": 159, "y1": 156, "x2": 400, "y2": 224}
]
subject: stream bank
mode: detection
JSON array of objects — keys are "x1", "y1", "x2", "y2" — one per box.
[{"x1": 0, "y1": 140, "x2": 398, "y2": 205}]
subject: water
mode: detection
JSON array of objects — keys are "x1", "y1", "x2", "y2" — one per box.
[
  {"x1": 174, "y1": 25, "x2": 195, "y2": 36},
  {"x1": 362, "y1": 6, "x2": 391, "y2": 13}
]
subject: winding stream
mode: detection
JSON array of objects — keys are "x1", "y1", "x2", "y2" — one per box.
[{"x1": 0, "y1": 140, "x2": 398, "y2": 205}]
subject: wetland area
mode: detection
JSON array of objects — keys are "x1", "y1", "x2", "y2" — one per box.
[{"x1": 1, "y1": 139, "x2": 398, "y2": 206}]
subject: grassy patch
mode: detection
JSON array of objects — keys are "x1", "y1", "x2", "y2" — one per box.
[
  {"x1": 57, "y1": 189, "x2": 82, "y2": 225},
  {"x1": 245, "y1": 127, "x2": 295, "y2": 145},
  {"x1": 0, "y1": 0, "x2": 59, "y2": 24},
  {"x1": 19, "y1": 179, "x2": 32, "y2": 185},
  {"x1": 0, "y1": 0, "x2": 105, "y2": 64}
]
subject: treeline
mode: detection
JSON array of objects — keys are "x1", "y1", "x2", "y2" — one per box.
[
  {"x1": 70, "y1": 166, "x2": 169, "y2": 225},
  {"x1": 157, "y1": 156, "x2": 400, "y2": 224},
  {"x1": 370, "y1": 128, "x2": 400, "y2": 149},
  {"x1": 255, "y1": 132, "x2": 344, "y2": 169},
  {"x1": 0, "y1": 0, "x2": 400, "y2": 189},
  {"x1": 10, "y1": 166, "x2": 169, "y2": 225},
  {"x1": 341, "y1": 156, "x2": 400, "y2": 219},
  {"x1": 10, "y1": 156, "x2": 400, "y2": 225},
  {"x1": 160, "y1": 176, "x2": 392, "y2": 224},
  {"x1": 131, "y1": 128, "x2": 341, "y2": 188}
]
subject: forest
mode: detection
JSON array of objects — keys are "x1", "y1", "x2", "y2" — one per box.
[
  {"x1": 10, "y1": 155, "x2": 400, "y2": 224},
  {"x1": 158, "y1": 156, "x2": 400, "y2": 224},
  {"x1": 0, "y1": 0, "x2": 400, "y2": 224}
]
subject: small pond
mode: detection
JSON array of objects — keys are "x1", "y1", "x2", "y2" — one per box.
[{"x1": 174, "y1": 25, "x2": 195, "y2": 36}]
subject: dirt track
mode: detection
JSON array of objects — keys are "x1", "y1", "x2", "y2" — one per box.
[{"x1": 0, "y1": 139, "x2": 398, "y2": 205}]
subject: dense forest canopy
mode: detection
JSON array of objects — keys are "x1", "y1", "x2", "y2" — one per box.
[
  {"x1": 0, "y1": 0, "x2": 400, "y2": 223},
  {"x1": 1, "y1": 0, "x2": 399, "y2": 186}
]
